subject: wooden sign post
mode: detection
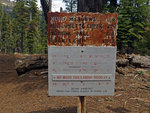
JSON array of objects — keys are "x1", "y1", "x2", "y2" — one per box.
[
  {"x1": 77, "y1": 96, "x2": 86, "y2": 113},
  {"x1": 47, "y1": 12, "x2": 118, "y2": 113}
]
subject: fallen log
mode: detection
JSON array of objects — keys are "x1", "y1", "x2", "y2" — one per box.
[
  {"x1": 15, "y1": 53, "x2": 150, "y2": 75},
  {"x1": 128, "y1": 54, "x2": 150, "y2": 68},
  {"x1": 15, "y1": 54, "x2": 48, "y2": 75},
  {"x1": 116, "y1": 59, "x2": 129, "y2": 67}
]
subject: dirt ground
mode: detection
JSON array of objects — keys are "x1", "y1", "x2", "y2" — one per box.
[{"x1": 0, "y1": 54, "x2": 150, "y2": 113}]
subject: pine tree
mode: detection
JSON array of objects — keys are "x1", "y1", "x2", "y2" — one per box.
[
  {"x1": 103, "y1": 0, "x2": 118, "y2": 13},
  {"x1": 0, "y1": 8, "x2": 13, "y2": 53},
  {"x1": 25, "y1": 0, "x2": 44, "y2": 54},
  {"x1": 0, "y1": 1, "x2": 2, "y2": 51},
  {"x1": 133, "y1": 0, "x2": 150, "y2": 55},
  {"x1": 0, "y1": 1, "x2": 1, "y2": 13},
  {"x1": 109, "y1": 0, "x2": 117, "y2": 12},
  {"x1": 117, "y1": 0, "x2": 149, "y2": 53},
  {"x1": 117, "y1": 0, "x2": 132, "y2": 53},
  {"x1": 39, "y1": 13, "x2": 47, "y2": 54},
  {"x1": 27, "y1": 0, "x2": 40, "y2": 22},
  {"x1": 63, "y1": 0, "x2": 77, "y2": 12},
  {"x1": 25, "y1": 20, "x2": 36, "y2": 54},
  {"x1": 12, "y1": 1, "x2": 29, "y2": 53}
]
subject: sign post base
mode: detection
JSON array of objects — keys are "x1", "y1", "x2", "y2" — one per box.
[{"x1": 77, "y1": 96, "x2": 86, "y2": 113}]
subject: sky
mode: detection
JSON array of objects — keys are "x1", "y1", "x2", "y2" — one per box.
[{"x1": 10, "y1": 0, "x2": 66, "y2": 12}]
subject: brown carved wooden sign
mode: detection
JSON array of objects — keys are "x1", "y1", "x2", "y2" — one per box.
[{"x1": 48, "y1": 12, "x2": 118, "y2": 46}]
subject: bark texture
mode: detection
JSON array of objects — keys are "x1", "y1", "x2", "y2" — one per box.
[
  {"x1": 15, "y1": 55, "x2": 48, "y2": 75},
  {"x1": 40, "y1": 0, "x2": 49, "y2": 23},
  {"x1": 77, "y1": 0, "x2": 107, "y2": 12}
]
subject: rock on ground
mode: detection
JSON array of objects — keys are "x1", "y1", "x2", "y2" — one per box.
[{"x1": 129, "y1": 54, "x2": 150, "y2": 68}]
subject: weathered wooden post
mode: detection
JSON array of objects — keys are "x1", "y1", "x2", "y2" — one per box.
[
  {"x1": 77, "y1": 96, "x2": 86, "y2": 113},
  {"x1": 47, "y1": 12, "x2": 118, "y2": 113}
]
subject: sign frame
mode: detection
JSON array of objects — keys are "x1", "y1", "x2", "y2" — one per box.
[{"x1": 47, "y1": 12, "x2": 118, "y2": 96}]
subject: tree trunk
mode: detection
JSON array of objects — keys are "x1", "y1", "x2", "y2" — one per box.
[
  {"x1": 41, "y1": 0, "x2": 109, "y2": 22},
  {"x1": 40, "y1": 0, "x2": 49, "y2": 23},
  {"x1": 77, "y1": 0, "x2": 107, "y2": 12}
]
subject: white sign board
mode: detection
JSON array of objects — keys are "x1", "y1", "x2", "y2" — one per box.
[{"x1": 48, "y1": 46, "x2": 116, "y2": 96}]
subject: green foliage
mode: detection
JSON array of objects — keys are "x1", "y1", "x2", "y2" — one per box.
[
  {"x1": 24, "y1": 0, "x2": 43, "y2": 54},
  {"x1": 11, "y1": 0, "x2": 47, "y2": 54},
  {"x1": 12, "y1": 1, "x2": 29, "y2": 53},
  {"x1": 0, "y1": 8, "x2": 13, "y2": 53},
  {"x1": 103, "y1": 0, "x2": 117, "y2": 13},
  {"x1": 135, "y1": 70, "x2": 144, "y2": 76},
  {"x1": 117, "y1": 0, "x2": 150, "y2": 54},
  {"x1": 25, "y1": 20, "x2": 36, "y2": 54},
  {"x1": 27, "y1": 0, "x2": 40, "y2": 22},
  {"x1": 102, "y1": 0, "x2": 150, "y2": 55},
  {"x1": 63, "y1": 0, "x2": 77, "y2": 12},
  {"x1": 105, "y1": 97, "x2": 115, "y2": 102},
  {"x1": 0, "y1": 0, "x2": 47, "y2": 54},
  {"x1": 134, "y1": 30, "x2": 150, "y2": 55},
  {"x1": 0, "y1": 1, "x2": 2, "y2": 16},
  {"x1": 0, "y1": 1, "x2": 2, "y2": 39},
  {"x1": 147, "y1": 84, "x2": 150, "y2": 88},
  {"x1": 29, "y1": 0, "x2": 47, "y2": 54},
  {"x1": 38, "y1": 14, "x2": 48, "y2": 54},
  {"x1": 0, "y1": 2, "x2": 2, "y2": 40},
  {"x1": 117, "y1": 0, "x2": 133, "y2": 53}
]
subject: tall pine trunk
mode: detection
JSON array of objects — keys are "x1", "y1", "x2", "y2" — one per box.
[{"x1": 77, "y1": 0, "x2": 107, "y2": 12}]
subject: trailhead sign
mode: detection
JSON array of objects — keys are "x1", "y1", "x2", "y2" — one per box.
[{"x1": 48, "y1": 12, "x2": 118, "y2": 96}]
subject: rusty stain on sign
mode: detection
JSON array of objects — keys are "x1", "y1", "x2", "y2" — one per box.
[
  {"x1": 48, "y1": 12, "x2": 118, "y2": 46},
  {"x1": 48, "y1": 12, "x2": 118, "y2": 96}
]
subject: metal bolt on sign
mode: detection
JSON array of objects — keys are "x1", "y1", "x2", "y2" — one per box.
[{"x1": 47, "y1": 12, "x2": 118, "y2": 113}]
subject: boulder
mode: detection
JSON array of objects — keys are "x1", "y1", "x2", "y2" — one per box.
[{"x1": 129, "y1": 55, "x2": 150, "y2": 68}]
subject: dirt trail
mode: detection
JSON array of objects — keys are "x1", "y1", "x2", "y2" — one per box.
[{"x1": 0, "y1": 54, "x2": 150, "y2": 113}]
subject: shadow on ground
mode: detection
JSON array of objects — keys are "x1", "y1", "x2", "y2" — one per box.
[
  {"x1": 107, "y1": 106, "x2": 130, "y2": 113},
  {"x1": 29, "y1": 107, "x2": 77, "y2": 113},
  {"x1": 12, "y1": 71, "x2": 48, "y2": 94}
]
